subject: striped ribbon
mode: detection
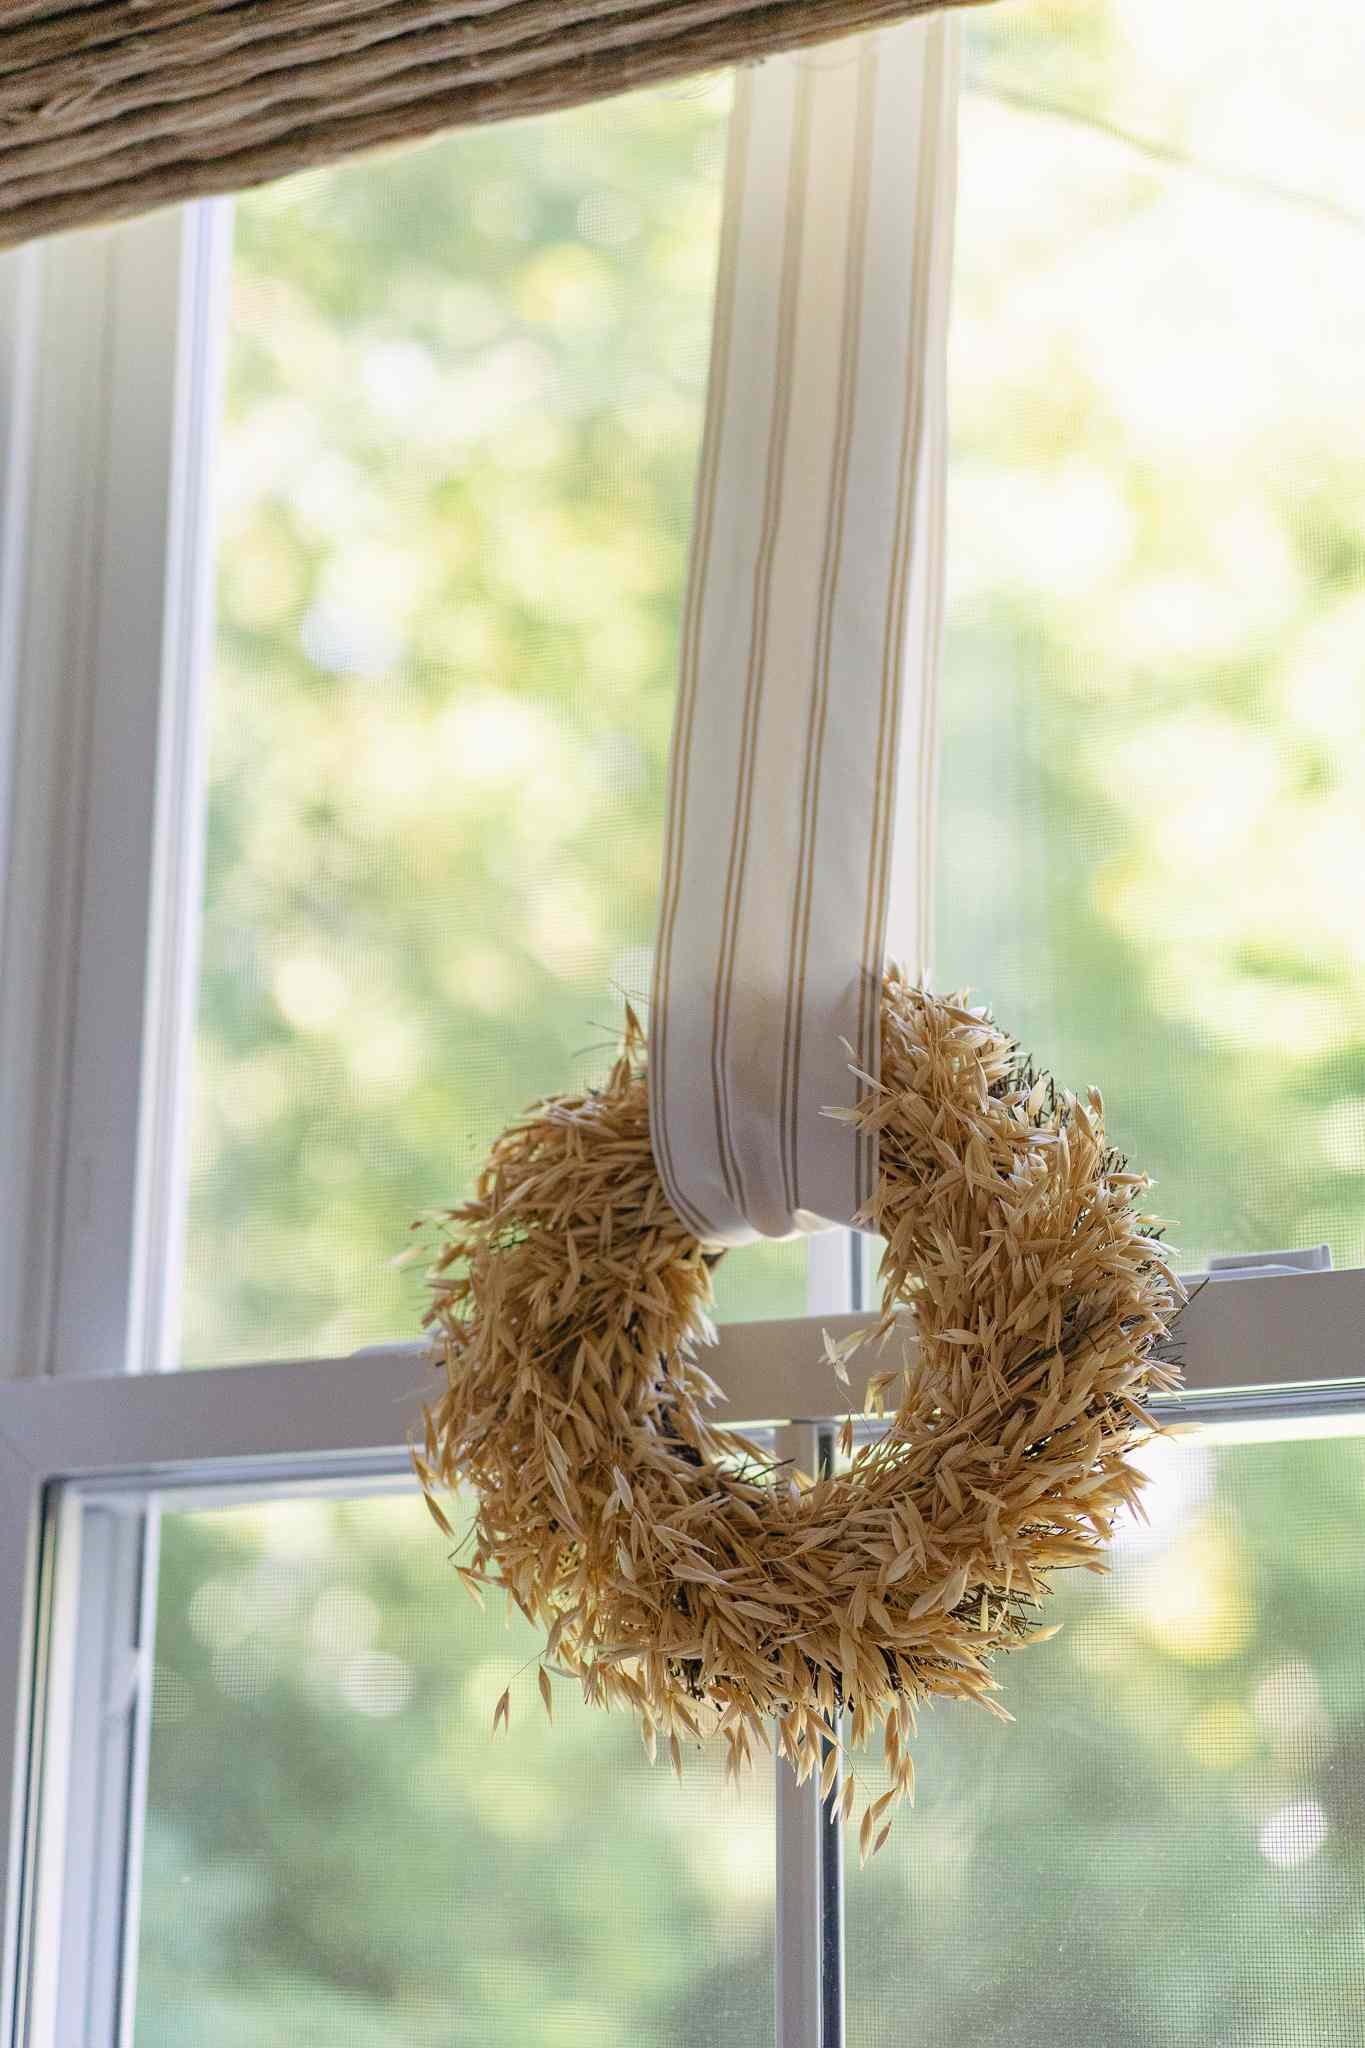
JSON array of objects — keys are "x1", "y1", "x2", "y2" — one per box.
[{"x1": 649, "y1": 17, "x2": 959, "y2": 1245}]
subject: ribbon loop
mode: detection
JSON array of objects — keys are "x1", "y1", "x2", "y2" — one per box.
[{"x1": 649, "y1": 19, "x2": 958, "y2": 1244}]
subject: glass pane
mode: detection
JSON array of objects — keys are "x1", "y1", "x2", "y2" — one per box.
[
  {"x1": 847, "y1": 1425, "x2": 1365, "y2": 2045},
  {"x1": 937, "y1": 0, "x2": 1365, "y2": 1269},
  {"x1": 134, "y1": 1488, "x2": 774, "y2": 2043},
  {"x1": 181, "y1": 81, "x2": 809, "y2": 1363}
]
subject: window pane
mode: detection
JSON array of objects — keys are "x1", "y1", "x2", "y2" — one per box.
[
  {"x1": 134, "y1": 1489, "x2": 774, "y2": 2042},
  {"x1": 181, "y1": 82, "x2": 810, "y2": 1363},
  {"x1": 938, "y1": 0, "x2": 1365, "y2": 1269},
  {"x1": 847, "y1": 1426, "x2": 1365, "y2": 2045}
]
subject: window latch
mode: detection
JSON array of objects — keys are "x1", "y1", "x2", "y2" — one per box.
[{"x1": 1196, "y1": 1244, "x2": 1333, "y2": 1283}]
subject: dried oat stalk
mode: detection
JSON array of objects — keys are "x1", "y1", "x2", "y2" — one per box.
[{"x1": 415, "y1": 972, "x2": 1183, "y2": 1848}]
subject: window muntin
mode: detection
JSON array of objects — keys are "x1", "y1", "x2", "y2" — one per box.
[{"x1": 938, "y1": 0, "x2": 1365, "y2": 1272}]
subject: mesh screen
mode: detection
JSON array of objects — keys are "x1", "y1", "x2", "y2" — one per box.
[
  {"x1": 846, "y1": 1428, "x2": 1365, "y2": 2046},
  {"x1": 935, "y1": 0, "x2": 1365, "y2": 1271},
  {"x1": 179, "y1": 76, "x2": 808, "y2": 1366},
  {"x1": 133, "y1": 1488, "x2": 774, "y2": 2044}
]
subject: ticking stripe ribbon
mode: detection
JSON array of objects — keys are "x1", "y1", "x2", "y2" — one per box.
[{"x1": 648, "y1": 17, "x2": 958, "y2": 1246}]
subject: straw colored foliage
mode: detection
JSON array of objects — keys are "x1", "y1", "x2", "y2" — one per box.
[{"x1": 417, "y1": 973, "x2": 1182, "y2": 1844}]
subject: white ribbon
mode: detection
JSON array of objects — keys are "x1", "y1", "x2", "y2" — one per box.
[{"x1": 648, "y1": 18, "x2": 958, "y2": 1246}]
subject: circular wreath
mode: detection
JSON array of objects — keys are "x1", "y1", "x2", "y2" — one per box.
[{"x1": 416, "y1": 972, "x2": 1182, "y2": 1848}]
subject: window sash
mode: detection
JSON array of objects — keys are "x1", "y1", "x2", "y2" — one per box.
[
  {"x1": 2, "y1": 1284, "x2": 1364, "y2": 2042},
  {"x1": 0, "y1": 205, "x2": 225, "y2": 1389}
]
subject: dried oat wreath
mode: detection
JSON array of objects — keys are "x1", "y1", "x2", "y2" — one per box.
[{"x1": 416, "y1": 969, "x2": 1181, "y2": 1849}]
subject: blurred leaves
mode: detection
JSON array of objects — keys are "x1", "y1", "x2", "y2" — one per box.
[
  {"x1": 846, "y1": 1432, "x2": 1365, "y2": 2046},
  {"x1": 937, "y1": 0, "x2": 1365, "y2": 1273},
  {"x1": 182, "y1": 78, "x2": 804, "y2": 1363},
  {"x1": 136, "y1": 1494, "x2": 774, "y2": 2045}
]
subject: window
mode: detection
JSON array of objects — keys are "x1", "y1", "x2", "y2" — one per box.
[{"x1": 0, "y1": 3, "x2": 1362, "y2": 2045}]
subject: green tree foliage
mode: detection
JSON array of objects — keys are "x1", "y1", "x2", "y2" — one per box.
[
  {"x1": 936, "y1": 2, "x2": 1365, "y2": 1269},
  {"x1": 847, "y1": 1433, "x2": 1365, "y2": 2046},
  {"x1": 136, "y1": 1495, "x2": 774, "y2": 2045},
  {"x1": 181, "y1": 76, "x2": 803, "y2": 1366}
]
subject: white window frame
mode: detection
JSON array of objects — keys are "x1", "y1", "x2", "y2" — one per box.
[{"x1": 1, "y1": 192, "x2": 1363, "y2": 2048}]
